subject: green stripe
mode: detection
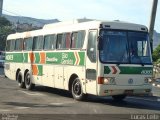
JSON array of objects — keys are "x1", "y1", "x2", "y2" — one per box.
[
  {"x1": 5, "y1": 52, "x2": 85, "y2": 66},
  {"x1": 104, "y1": 66, "x2": 153, "y2": 75},
  {"x1": 37, "y1": 65, "x2": 43, "y2": 76},
  {"x1": 79, "y1": 52, "x2": 85, "y2": 66},
  {"x1": 35, "y1": 53, "x2": 40, "y2": 63},
  {"x1": 23, "y1": 53, "x2": 28, "y2": 63},
  {"x1": 119, "y1": 66, "x2": 152, "y2": 74},
  {"x1": 104, "y1": 66, "x2": 111, "y2": 74},
  {"x1": 5, "y1": 53, "x2": 23, "y2": 63},
  {"x1": 45, "y1": 52, "x2": 85, "y2": 66}
]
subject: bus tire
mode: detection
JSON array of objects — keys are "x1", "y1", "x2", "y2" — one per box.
[
  {"x1": 25, "y1": 71, "x2": 35, "y2": 90},
  {"x1": 17, "y1": 71, "x2": 25, "y2": 88},
  {"x1": 112, "y1": 95, "x2": 126, "y2": 101},
  {"x1": 72, "y1": 78, "x2": 85, "y2": 101}
]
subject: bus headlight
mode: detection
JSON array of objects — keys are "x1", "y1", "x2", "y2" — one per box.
[
  {"x1": 98, "y1": 77, "x2": 116, "y2": 85},
  {"x1": 144, "y1": 77, "x2": 152, "y2": 84}
]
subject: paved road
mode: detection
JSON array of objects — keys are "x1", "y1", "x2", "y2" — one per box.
[{"x1": 0, "y1": 68, "x2": 160, "y2": 120}]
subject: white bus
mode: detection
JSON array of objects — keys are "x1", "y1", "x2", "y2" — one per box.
[{"x1": 5, "y1": 19, "x2": 153, "y2": 101}]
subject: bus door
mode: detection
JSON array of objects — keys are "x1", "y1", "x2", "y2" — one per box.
[
  {"x1": 55, "y1": 66, "x2": 64, "y2": 89},
  {"x1": 42, "y1": 65, "x2": 55, "y2": 87},
  {"x1": 85, "y1": 30, "x2": 97, "y2": 95}
]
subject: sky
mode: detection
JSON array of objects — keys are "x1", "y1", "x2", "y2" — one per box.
[{"x1": 2, "y1": 0, "x2": 160, "y2": 32}]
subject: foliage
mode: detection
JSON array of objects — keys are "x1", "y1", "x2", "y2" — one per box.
[
  {"x1": 152, "y1": 44, "x2": 160, "y2": 63},
  {"x1": 0, "y1": 17, "x2": 15, "y2": 51},
  {"x1": 0, "y1": 17, "x2": 11, "y2": 27}
]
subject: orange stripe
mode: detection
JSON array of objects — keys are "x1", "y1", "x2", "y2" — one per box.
[
  {"x1": 32, "y1": 65, "x2": 38, "y2": 75},
  {"x1": 40, "y1": 52, "x2": 46, "y2": 64},
  {"x1": 29, "y1": 52, "x2": 34, "y2": 63}
]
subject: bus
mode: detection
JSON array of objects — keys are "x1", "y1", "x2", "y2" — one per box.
[{"x1": 4, "y1": 19, "x2": 153, "y2": 101}]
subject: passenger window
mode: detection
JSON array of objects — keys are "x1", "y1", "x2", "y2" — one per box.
[
  {"x1": 44, "y1": 34, "x2": 56, "y2": 50},
  {"x1": 56, "y1": 34, "x2": 63, "y2": 49},
  {"x1": 71, "y1": 30, "x2": 85, "y2": 49},
  {"x1": 6, "y1": 40, "x2": 11, "y2": 51},
  {"x1": 10, "y1": 40, "x2": 16, "y2": 51},
  {"x1": 15, "y1": 39, "x2": 23, "y2": 51},
  {"x1": 87, "y1": 30, "x2": 97, "y2": 63},
  {"x1": 33, "y1": 36, "x2": 44, "y2": 51},
  {"x1": 63, "y1": 33, "x2": 71, "y2": 49},
  {"x1": 24, "y1": 37, "x2": 33, "y2": 51}
]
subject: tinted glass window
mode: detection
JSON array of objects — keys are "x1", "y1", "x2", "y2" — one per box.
[
  {"x1": 44, "y1": 34, "x2": 56, "y2": 50},
  {"x1": 99, "y1": 30, "x2": 152, "y2": 65},
  {"x1": 24, "y1": 37, "x2": 33, "y2": 51},
  {"x1": 128, "y1": 32, "x2": 151, "y2": 64},
  {"x1": 61, "y1": 33, "x2": 71, "y2": 49},
  {"x1": 87, "y1": 31, "x2": 97, "y2": 63},
  {"x1": 15, "y1": 39, "x2": 23, "y2": 51},
  {"x1": 99, "y1": 31, "x2": 129, "y2": 63},
  {"x1": 56, "y1": 34, "x2": 63, "y2": 49},
  {"x1": 71, "y1": 30, "x2": 85, "y2": 49},
  {"x1": 6, "y1": 40, "x2": 11, "y2": 51},
  {"x1": 57, "y1": 33, "x2": 71, "y2": 49},
  {"x1": 33, "y1": 36, "x2": 44, "y2": 51},
  {"x1": 10, "y1": 40, "x2": 16, "y2": 51},
  {"x1": 65, "y1": 33, "x2": 71, "y2": 49}
]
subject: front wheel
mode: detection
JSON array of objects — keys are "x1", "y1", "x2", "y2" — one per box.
[
  {"x1": 72, "y1": 78, "x2": 85, "y2": 101},
  {"x1": 25, "y1": 71, "x2": 35, "y2": 90},
  {"x1": 112, "y1": 95, "x2": 126, "y2": 101}
]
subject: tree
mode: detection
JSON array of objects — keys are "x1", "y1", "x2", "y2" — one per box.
[
  {"x1": 0, "y1": 17, "x2": 11, "y2": 27},
  {"x1": 152, "y1": 44, "x2": 160, "y2": 63},
  {"x1": 0, "y1": 17, "x2": 15, "y2": 51}
]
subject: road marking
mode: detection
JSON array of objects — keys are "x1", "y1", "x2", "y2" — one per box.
[
  {"x1": 50, "y1": 103, "x2": 64, "y2": 105},
  {"x1": 34, "y1": 105, "x2": 48, "y2": 107},
  {"x1": 50, "y1": 101, "x2": 77, "y2": 106},
  {"x1": 0, "y1": 109, "x2": 10, "y2": 112},
  {"x1": 18, "y1": 90, "x2": 44, "y2": 96},
  {"x1": 14, "y1": 107, "x2": 30, "y2": 110},
  {"x1": 94, "y1": 109, "x2": 97, "y2": 113}
]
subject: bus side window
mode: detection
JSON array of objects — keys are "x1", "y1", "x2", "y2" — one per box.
[
  {"x1": 6, "y1": 40, "x2": 11, "y2": 51},
  {"x1": 33, "y1": 36, "x2": 44, "y2": 51},
  {"x1": 10, "y1": 40, "x2": 16, "y2": 51},
  {"x1": 62, "y1": 33, "x2": 71, "y2": 49},
  {"x1": 44, "y1": 34, "x2": 56, "y2": 50},
  {"x1": 71, "y1": 30, "x2": 85, "y2": 49},
  {"x1": 15, "y1": 38, "x2": 23, "y2": 51},
  {"x1": 87, "y1": 30, "x2": 97, "y2": 63},
  {"x1": 24, "y1": 37, "x2": 33, "y2": 51},
  {"x1": 56, "y1": 34, "x2": 63, "y2": 49}
]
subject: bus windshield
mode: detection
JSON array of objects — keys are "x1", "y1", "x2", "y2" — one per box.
[{"x1": 99, "y1": 30, "x2": 152, "y2": 65}]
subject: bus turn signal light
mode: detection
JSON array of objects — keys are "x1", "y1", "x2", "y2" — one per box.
[{"x1": 98, "y1": 77, "x2": 116, "y2": 85}]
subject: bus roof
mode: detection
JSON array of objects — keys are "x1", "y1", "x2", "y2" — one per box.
[
  {"x1": 7, "y1": 19, "x2": 148, "y2": 40},
  {"x1": 7, "y1": 29, "x2": 44, "y2": 40},
  {"x1": 43, "y1": 19, "x2": 148, "y2": 32}
]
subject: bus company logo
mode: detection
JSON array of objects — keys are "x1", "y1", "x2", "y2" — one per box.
[
  {"x1": 5, "y1": 55, "x2": 14, "y2": 61},
  {"x1": 61, "y1": 53, "x2": 74, "y2": 65},
  {"x1": 141, "y1": 70, "x2": 152, "y2": 75},
  {"x1": 46, "y1": 57, "x2": 58, "y2": 62}
]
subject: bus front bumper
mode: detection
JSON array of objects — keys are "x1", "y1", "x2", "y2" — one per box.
[{"x1": 97, "y1": 85, "x2": 152, "y2": 96}]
